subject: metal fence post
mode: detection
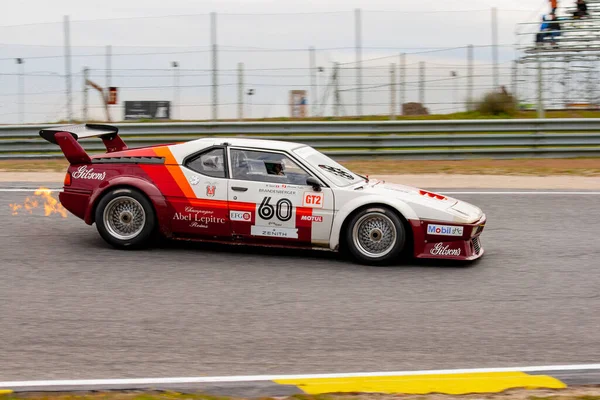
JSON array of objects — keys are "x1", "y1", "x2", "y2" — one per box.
[
  {"x1": 491, "y1": 7, "x2": 499, "y2": 89},
  {"x1": 419, "y1": 61, "x2": 425, "y2": 106},
  {"x1": 390, "y1": 63, "x2": 396, "y2": 120},
  {"x1": 83, "y1": 67, "x2": 89, "y2": 122},
  {"x1": 537, "y1": 51, "x2": 545, "y2": 119},
  {"x1": 211, "y1": 11, "x2": 218, "y2": 121},
  {"x1": 355, "y1": 8, "x2": 362, "y2": 117},
  {"x1": 106, "y1": 45, "x2": 111, "y2": 95},
  {"x1": 238, "y1": 62, "x2": 244, "y2": 121},
  {"x1": 399, "y1": 53, "x2": 406, "y2": 116},
  {"x1": 16, "y1": 58, "x2": 24, "y2": 124},
  {"x1": 64, "y1": 15, "x2": 73, "y2": 123},
  {"x1": 309, "y1": 46, "x2": 317, "y2": 117},
  {"x1": 467, "y1": 45, "x2": 474, "y2": 111},
  {"x1": 172, "y1": 61, "x2": 179, "y2": 120},
  {"x1": 334, "y1": 62, "x2": 340, "y2": 117}
]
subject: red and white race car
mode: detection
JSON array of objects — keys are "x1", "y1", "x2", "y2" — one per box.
[{"x1": 40, "y1": 124, "x2": 486, "y2": 265}]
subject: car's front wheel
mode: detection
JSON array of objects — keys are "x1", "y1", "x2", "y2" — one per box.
[
  {"x1": 95, "y1": 188, "x2": 156, "y2": 249},
  {"x1": 345, "y1": 207, "x2": 406, "y2": 265}
]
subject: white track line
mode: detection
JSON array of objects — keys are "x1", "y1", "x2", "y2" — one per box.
[
  {"x1": 2, "y1": 363, "x2": 600, "y2": 387},
  {"x1": 0, "y1": 188, "x2": 61, "y2": 192}
]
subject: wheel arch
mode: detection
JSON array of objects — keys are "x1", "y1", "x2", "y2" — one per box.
[
  {"x1": 329, "y1": 196, "x2": 418, "y2": 252},
  {"x1": 85, "y1": 177, "x2": 171, "y2": 236}
]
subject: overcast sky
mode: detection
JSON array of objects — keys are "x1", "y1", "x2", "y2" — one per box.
[
  {"x1": 0, "y1": 0, "x2": 553, "y2": 123},
  {"x1": 1, "y1": 0, "x2": 547, "y2": 25}
]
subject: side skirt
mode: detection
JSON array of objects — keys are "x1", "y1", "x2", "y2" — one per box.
[{"x1": 169, "y1": 235, "x2": 336, "y2": 252}]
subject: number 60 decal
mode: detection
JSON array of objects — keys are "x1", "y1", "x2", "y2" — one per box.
[{"x1": 258, "y1": 197, "x2": 293, "y2": 221}]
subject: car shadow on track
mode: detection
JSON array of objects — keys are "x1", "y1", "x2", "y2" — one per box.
[
  {"x1": 79, "y1": 234, "x2": 480, "y2": 269},
  {"x1": 156, "y1": 238, "x2": 480, "y2": 269}
]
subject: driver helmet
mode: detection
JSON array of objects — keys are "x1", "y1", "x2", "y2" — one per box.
[{"x1": 264, "y1": 157, "x2": 285, "y2": 175}]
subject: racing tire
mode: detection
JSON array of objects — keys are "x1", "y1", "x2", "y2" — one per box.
[
  {"x1": 95, "y1": 188, "x2": 157, "y2": 249},
  {"x1": 345, "y1": 207, "x2": 406, "y2": 266}
]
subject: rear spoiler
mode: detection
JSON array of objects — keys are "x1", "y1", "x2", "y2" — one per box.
[{"x1": 39, "y1": 124, "x2": 127, "y2": 164}]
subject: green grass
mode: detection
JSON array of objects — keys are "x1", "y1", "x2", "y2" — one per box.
[
  {"x1": 41, "y1": 110, "x2": 600, "y2": 125},
  {"x1": 1, "y1": 158, "x2": 600, "y2": 176}
]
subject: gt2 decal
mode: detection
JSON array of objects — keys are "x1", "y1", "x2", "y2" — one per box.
[
  {"x1": 303, "y1": 192, "x2": 324, "y2": 208},
  {"x1": 258, "y1": 197, "x2": 293, "y2": 221}
]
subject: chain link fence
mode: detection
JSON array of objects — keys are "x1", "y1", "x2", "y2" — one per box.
[{"x1": 0, "y1": 8, "x2": 536, "y2": 124}]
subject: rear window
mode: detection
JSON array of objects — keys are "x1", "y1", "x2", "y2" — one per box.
[{"x1": 185, "y1": 148, "x2": 226, "y2": 178}]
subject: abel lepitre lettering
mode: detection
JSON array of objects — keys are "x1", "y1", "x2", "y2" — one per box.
[{"x1": 173, "y1": 212, "x2": 226, "y2": 224}]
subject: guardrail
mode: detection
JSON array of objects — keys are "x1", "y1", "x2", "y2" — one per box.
[{"x1": 2, "y1": 119, "x2": 600, "y2": 160}]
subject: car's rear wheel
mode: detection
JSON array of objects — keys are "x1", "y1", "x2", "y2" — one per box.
[
  {"x1": 95, "y1": 188, "x2": 156, "y2": 249},
  {"x1": 345, "y1": 207, "x2": 406, "y2": 266}
]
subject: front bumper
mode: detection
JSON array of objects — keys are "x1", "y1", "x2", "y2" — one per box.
[{"x1": 410, "y1": 214, "x2": 486, "y2": 261}]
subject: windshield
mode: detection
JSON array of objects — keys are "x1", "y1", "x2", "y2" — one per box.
[{"x1": 293, "y1": 146, "x2": 365, "y2": 187}]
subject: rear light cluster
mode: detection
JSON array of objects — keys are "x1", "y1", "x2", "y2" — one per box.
[{"x1": 64, "y1": 172, "x2": 72, "y2": 186}]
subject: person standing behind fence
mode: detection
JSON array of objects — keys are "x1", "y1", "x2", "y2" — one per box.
[
  {"x1": 548, "y1": 13, "x2": 561, "y2": 46},
  {"x1": 573, "y1": 0, "x2": 589, "y2": 18},
  {"x1": 550, "y1": 0, "x2": 558, "y2": 13},
  {"x1": 536, "y1": 14, "x2": 550, "y2": 45}
]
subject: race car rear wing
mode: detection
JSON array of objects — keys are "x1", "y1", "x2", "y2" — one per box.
[{"x1": 39, "y1": 124, "x2": 127, "y2": 164}]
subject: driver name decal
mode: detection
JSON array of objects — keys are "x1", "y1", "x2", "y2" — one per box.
[{"x1": 303, "y1": 192, "x2": 324, "y2": 208}]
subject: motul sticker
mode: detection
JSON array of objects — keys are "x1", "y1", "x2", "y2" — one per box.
[
  {"x1": 303, "y1": 192, "x2": 324, "y2": 208},
  {"x1": 300, "y1": 215, "x2": 323, "y2": 222}
]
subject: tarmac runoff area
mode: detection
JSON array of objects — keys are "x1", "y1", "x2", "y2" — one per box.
[
  {"x1": 2, "y1": 172, "x2": 600, "y2": 189},
  {"x1": 2, "y1": 365, "x2": 600, "y2": 397},
  {"x1": 2, "y1": 172, "x2": 600, "y2": 397}
]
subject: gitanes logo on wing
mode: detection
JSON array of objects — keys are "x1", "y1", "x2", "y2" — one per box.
[
  {"x1": 427, "y1": 224, "x2": 463, "y2": 237},
  {"x1": 72, "y1": 165, "x2": 106, "y2": 180}
]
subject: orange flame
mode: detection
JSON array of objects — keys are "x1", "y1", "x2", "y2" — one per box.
[{"x1": 9, "y1": 187, "x2": 68, "y2": 218}]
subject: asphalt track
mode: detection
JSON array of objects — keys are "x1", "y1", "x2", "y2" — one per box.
[{"x1": 1, "y1": 185, "x2": 600, "y2": 382}]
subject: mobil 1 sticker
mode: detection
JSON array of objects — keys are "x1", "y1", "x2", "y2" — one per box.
[{"x1": 427, "y1": 224, "x2": 464, "y2": 237}]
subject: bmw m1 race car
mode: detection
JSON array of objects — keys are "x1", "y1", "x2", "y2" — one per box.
[{"x1": 40, "y1": 124, "x2": 486, "y2": 265}]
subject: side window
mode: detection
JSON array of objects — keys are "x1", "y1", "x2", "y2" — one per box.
[
  {"x1": 230, "y1": 149, "x2": 311, "y2": 185},
  {"x1": 185, "y1": 148, "x2": 226, "y2": 178}
]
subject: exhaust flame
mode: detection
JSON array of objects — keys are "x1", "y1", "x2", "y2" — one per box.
[{"x1": 9, "y1": 187, "x2": 68, "y2": 218}]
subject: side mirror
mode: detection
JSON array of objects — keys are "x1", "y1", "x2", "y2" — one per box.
[{"x1": 306, "y1": 176, "x2": 322, "y2": 192}]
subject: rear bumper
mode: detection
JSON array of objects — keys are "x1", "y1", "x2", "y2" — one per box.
[
  {"x1": 410, "y1": 214, "x2": 486, "y2": 261},
  {"x1": 59, "y1": 189, "x2": 91, "y2": 222}
]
